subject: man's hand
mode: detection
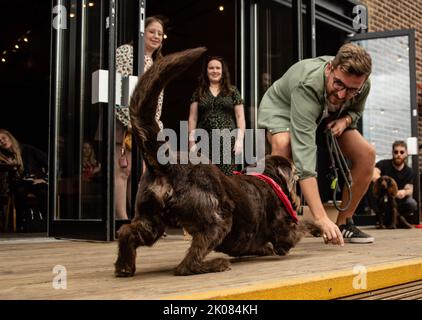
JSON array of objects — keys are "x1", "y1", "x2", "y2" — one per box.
[
  {"x1": 326, "y1": 117, "x2": 349, "y2": 137},
  {"x1": 314, "y1": 216, "x2": 344, "y2": 246},
  {"x1": 396, "y1": 190, "x2": 407, "y2": 199}
]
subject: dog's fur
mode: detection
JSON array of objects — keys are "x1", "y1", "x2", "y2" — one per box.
[
  {"x1": 114, "y1": 47, "x2": 321, "y2": 277},
  {"x1": 373, "y1": 175, "x2": 412, "y2": 229}
]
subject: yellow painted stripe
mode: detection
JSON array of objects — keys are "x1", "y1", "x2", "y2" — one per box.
[{"x1": 166, "y1": 257, "x2": 422, "y2": 300}]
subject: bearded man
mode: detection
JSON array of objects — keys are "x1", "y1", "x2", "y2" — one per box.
[{"x1": 373, "y1": 140, "x2": 417, "y2": 220}]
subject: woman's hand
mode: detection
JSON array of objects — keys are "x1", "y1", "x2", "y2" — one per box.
[
  {"x1": 32, "y1": 178, "x2": 47, "y2": 185},
  {"x1": 233, "y1": 138, "x2": 243, "y2": 156},
  {"x1": 189, "y1": 141, "x2": 197, "y2": 152}
]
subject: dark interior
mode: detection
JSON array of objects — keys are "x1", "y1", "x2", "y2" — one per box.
[{"x1": 147, "y1": 0, "x2": 237, "y2": 135}]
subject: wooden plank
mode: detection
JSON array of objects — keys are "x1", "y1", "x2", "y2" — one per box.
[
  {"x1": 341, "y1": 281, "x2": 422, "y2": 300},
  {"x1": 0, "y1": 228, "x2": 422, "y2": 299},
  {"x1": 340, "y1": 280, "x2": 422, "y2": 300}
]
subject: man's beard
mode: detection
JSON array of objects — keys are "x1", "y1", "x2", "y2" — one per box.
[
  {"x1": 393, "y1": 157, "x2": 404, "y2": 166},
  {"x1": 326, "y1": 92, "x2": 345, "y2": 111},
  {"x1": 326, "y1": 97, "x2": 344, "y2": 112}
]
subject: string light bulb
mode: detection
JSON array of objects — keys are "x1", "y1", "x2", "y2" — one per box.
[
  {"x1": 219, "y1": 5, "x2": 224, "y2": 11},
  {"x1": 1, "y1": 29, "x2": 33, "y2": 66}
]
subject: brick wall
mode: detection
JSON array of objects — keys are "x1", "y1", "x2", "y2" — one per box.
[{"x1": 360, "y1": 0, "x2": 422, "y2": 168}]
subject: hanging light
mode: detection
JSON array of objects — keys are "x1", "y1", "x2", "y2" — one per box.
[
  {"x1": 88, "y1": 2, "x2": 94, "y2": 7},
  {"x1": 219, "y1": 5, "x2": 224, "y2": 11},
  {"x1": 1, "y1": 58, "x2": 6, "y2": 63},
  {"x1": 15, "y1": 44, "x2": 19, "y2": 49},
  {"x1": 23, "y1": 37, "x2": 29, "y2": 42}
]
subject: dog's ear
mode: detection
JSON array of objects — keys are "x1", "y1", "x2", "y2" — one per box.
[
  {"x1": 276, "y1": 165, "x2": 298, "y2": 195},
  {"x1": 387, "y1": 177, "x2": 398, "y2": 196},
  {"x1": 373, "y1": 178, "x2": 381, "y2": 197}
]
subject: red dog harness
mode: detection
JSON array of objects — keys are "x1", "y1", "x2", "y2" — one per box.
[{"x1": 233, "y1": 171, "x2": 299, "y2": 224}]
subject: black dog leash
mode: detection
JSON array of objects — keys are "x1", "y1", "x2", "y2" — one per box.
[{"x1": 325, "y1": 129, "x2": 353, "y2": 212}]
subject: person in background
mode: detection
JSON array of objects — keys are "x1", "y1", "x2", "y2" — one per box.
[
  {"x1": 114, "y1": 16, "x2": 166, "y2": 220},
  {"x1": 0, "y1": 129, "x2": 48, "y2": 231},
  {"x1": 372, "y1": 140, "x2": 417, "y2": 228},
  {"x1": 188, "y1": 55, "x2": 246, "y2": 176},
  {"x1": 82, "y1": 141, "x2": 101, "y2": 183}
]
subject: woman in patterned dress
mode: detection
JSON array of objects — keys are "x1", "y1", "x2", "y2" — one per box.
[
  {"x1": 114, "y1": 16, "x2": 165, "y2": 219},
  {"x1": 188, "y1": 56, "x2": 246, "y2": 176}
]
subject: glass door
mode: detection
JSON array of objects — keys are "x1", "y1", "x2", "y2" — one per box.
[
  {"x1": 49, "y1": 0, "x2": 144, "y2": 240},
  {"x1": 350, "y1": 29, "x2": 419, "y2": 225},
  {"x1": 253, "y1": 0, "x2": 294, "y2": 112}
]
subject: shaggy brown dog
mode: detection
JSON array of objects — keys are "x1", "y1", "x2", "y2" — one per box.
[
  {"x1": 373, "y1": 175, "x2": 412, "y2": 229},
  {"x1": 114, "y1": 47, "x2": 320, "y2": 277},
  {"x1": 373, "y1": 175, "x2": 399, "y2": 229}
]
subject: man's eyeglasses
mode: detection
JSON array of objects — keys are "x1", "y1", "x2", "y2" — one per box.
[
  {"x1": 331, "y1": 68, "x2": 362, "y2": 97},
  {"x1": 394, "y1": 150, "x2": 406, "y2": 155}
]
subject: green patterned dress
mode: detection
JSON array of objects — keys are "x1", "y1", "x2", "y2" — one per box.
[{"x1": 191, "y1": 86, "x2": 244, "y2": 175}]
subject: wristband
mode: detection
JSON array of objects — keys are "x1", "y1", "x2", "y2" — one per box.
[{"x1": 345, "y1": 116, "x2": 351, "y2": 126}]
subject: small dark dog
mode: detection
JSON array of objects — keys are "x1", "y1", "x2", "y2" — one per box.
[
  {"x1": 114, "y1": 47, "x2": 320, "y2": 277},
  {"x1": 373, "y1": 175, "x2": 412, "y2": 229}
]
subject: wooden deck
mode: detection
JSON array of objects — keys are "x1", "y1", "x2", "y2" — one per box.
[{"x1": 1, "y1": 227, "x2": 422, "y2": 300}]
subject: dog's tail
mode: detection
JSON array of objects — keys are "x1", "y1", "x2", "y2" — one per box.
[{"x1": 129, "y1": 47, "x2": 207, "y2": 172}]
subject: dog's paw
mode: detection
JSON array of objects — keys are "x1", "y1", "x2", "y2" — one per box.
[
  {"x1": 174, "y1": 264, "x2": 194, "y2": 276},
  {"x1": 253, "y1": 242, "x2": 276, "y2": 256},
  {"x1": 115, "y1": 263, "x2": 136, "y2": 277},
  {"x1": 174, "y1": 258, "x2": 231, "y2": 276},
  {"x1": 206, "y1": 258, "x2": 231, "y2": 273},
  {"x1": 398, "y1": 216, "x2": 413, "y2": 229}
]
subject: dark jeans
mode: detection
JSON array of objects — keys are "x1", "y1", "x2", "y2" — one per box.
[{"x1": 396, "y1": 196, "x2": 418, "y2": 217}]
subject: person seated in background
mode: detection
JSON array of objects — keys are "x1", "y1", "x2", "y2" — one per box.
[
  {"x1": 82, "y1": 141, "x2": 101, "y2": 183},
  {"x1": 0, "y1": 129, "x2": 48, "y2": 232},
  {"x1": 372, "y1": 140, "x2": 417, "y2": 228}
]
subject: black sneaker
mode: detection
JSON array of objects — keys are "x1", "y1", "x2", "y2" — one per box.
[{"x1": 339, "y1": 218, "x2": 375, "y2": 243}]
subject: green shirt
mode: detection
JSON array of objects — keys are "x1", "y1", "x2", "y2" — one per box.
[{"x1": 257, "y1": 56, "x2": 370, "y2": 180}]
